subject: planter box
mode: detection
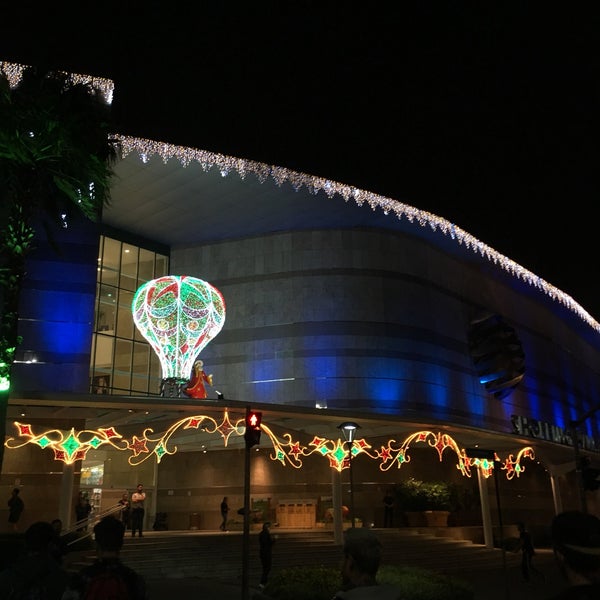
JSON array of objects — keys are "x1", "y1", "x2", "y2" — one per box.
[
  {"x1": 424, "y1": 510, "x2": 450, "y2": 527},
  {"x1": 404, "y1": 511, "x2": 427, "y2": 527},
  {"x1": 404, "y1": 510, "x2": 449, "y2": 527}
]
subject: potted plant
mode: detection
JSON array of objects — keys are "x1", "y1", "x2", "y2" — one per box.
[{"x1": 395, "y1": 478, "x2": 454, "y2": 526}]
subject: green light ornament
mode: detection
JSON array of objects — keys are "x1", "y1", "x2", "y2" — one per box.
[{"x1": 132, "y1": 276, "x2": 226, "y2": 389}]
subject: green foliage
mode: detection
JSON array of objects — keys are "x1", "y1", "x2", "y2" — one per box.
[
  {"x1": 0, "y1": 63, "x2": 118, "y2": 469},
  {"x1": 378, "y1": 565, "x2": 473, "y2": 600},
  {"x1": 260, "y1": 564, "x2": 473, "y2": 600},
  {"x1": 262, "y1": 565, "x2": 338, "y2": 600},
  {"x1": 395, "y1": 478, "x2": 455, "y2": 511}
]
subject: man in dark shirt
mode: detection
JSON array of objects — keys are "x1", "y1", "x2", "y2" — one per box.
[{"x1": 63, "y1": 515, "x2": 147, "y2": 599}]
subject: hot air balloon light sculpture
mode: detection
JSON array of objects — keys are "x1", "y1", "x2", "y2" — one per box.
[{"x1": 132, "y1": 276, "x2": 226, "y2": 396}]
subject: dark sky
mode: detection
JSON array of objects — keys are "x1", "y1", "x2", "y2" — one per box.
[{"x1": 2, "y1": 4, "x2": 599, "y2": 318}]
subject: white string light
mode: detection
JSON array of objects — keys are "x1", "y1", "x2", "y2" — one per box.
[
  {"x1": 0, "y1": 61, "x2": 114, "y2": 104},
  {"x1": 114, "y1": 133, "x2": 599, "y2": 335},
  {"x1": 2, "y1": 60, "x2": 594, "y2": 333}
]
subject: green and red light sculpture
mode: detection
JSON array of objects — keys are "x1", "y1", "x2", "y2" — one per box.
[
  {"x1": 5, "y1": 417, "x2": 535, "y2": 480},
  {"x1": 131, "y1": 275, "x2": 225, "y2": 396}
]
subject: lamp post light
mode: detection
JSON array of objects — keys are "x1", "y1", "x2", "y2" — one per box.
[{"x1": 338, "y1": 421, "x2": 360, "y2": 528}]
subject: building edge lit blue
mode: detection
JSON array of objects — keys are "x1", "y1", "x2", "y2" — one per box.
[{"x1": 3, "y1": 84, "x2": 599, "y2": 533}]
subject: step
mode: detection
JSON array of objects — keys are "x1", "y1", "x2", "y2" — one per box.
[{"x1": 67, "y1": 528, "x2": 520, "y2": 583}]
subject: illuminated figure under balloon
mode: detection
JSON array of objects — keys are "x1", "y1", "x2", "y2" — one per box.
[
  {"x1": 132, "y1": 275, "x2": 225, "y2": 397},
  {"x1": 184, "y1": 359, "x2": 213, "y2": 399}
]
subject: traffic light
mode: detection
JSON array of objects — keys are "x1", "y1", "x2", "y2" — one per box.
[{"x1": 244, "y1": 408, "x2": 262, "y2": 447}]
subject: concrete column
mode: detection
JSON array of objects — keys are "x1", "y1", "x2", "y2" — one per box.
[
  {"x1": 332, "y1": 468, "x2": 343, "y2": 545},
  {"x1": 60, "y1": 462, "x2": 75, "y2": 528},
  {"x1": 149, "y1": 459, "x2": 159, "y2": 530},
  {"x1": 477, "y1": 468, "x2": 494, "y2": 548},
  {"x1": 549, "y1": 472, "x2": 563, "y2": 515}
]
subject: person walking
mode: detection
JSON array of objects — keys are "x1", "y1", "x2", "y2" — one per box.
[
  {"x1": 62, "y1": 515, "x2": 147, "y2": 599},
  {"x1": 220, "y1": 496, "x2": 229, "y2": 531},
  {"x1": 516, "y1": 521, "x2": 543, "y2": 582},
  {"x1": 7, "y1": 487, "x2": 24, "y2": 532},
  {"x1": 130, "y1": 484, "x2": 146, "y2": 537},
  {"x1": 258, "y1": 521, "x2": 277, "y2": 589},
  {"x1": 118, "y1": 491, "x2": 131, "y2": 530}
]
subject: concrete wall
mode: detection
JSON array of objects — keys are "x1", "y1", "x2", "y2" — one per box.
[{"x1": 171, "y1": 228, "x2": 600, "y2": 439}]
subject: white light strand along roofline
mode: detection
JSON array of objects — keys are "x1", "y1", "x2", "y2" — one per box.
[
  {"x1": 2, "y1": 60, "x2": 596, "y2": 333},
  {"x1": 0, "y1": 61, "x2": 114, "y2": 104},
  {"x1": 115, "y1": 133, "x2": 599, "y2": 335}
]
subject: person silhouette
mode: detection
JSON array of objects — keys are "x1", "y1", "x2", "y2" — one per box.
[
  {"x1": 516, "y1": 521, "x2": 543, "y2": 582},
  {"x1": 220, "y1": 496, "x2": 229, "y2": 531},
  {"x1": 7, "y1": 487, "x2": 24, "y2": 532},
  {"x1": 130, "y1": 484, "x2": 146, "y2": 537},
  {"x1": 0, "y1": 520, "x2": 69, "y2": 599},
  {"x1": 258, "y1": 521, "x2": 277, "y2": 589},
  {"x1": 548, "y1": 510, "x2": 600, "y2": 599}
]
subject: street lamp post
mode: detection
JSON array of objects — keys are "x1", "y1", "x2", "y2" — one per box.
[
  {"x1": 338, "y1": 421, "x2": 360, "y2": 528},
  {"x1": 466, "y1": 447, "x2": 509, "y2": 600}
]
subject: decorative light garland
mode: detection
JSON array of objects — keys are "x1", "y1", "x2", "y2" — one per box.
[
  {"x1": 5, "y1": 414, "x2": 535, "y2": 480},
  {"x1": 131, "y1": 275, "x2": 226, "y2": 383},
  {"x1": 1, "y1": 59, "x2": 596, "y2": 331},
  {"x1": 0, "y1": 61, "x2": 114, "y2": 104},
  {"x1": 113, "y1": 134, "x2": 599, "y2": 334}
]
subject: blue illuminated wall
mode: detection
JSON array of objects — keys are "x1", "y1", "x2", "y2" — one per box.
[
  {"x1": 11, "y1": 215, "x2": 99, "y2": 394},
  {"x1": 171, "y1": 227, "x2": 600, "y2": 441}
]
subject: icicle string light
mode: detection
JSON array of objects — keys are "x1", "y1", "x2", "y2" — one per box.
[
  {"x1": 1, "y1": 61, "x2": 114, "y2": 104},
  {"x1": 113, "y1": 134, "x2": 599, "y2": 334},
  {"x1": 5, "y1": 417, "x2": 535, "y2": 479},
  {"x1": 1, "y1": 59, "x2": 594, "y2": 332}
]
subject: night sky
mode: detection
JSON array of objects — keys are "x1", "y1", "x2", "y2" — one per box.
[{"x1": 2, "y1": 4, "x2": 598, "y2": 319}]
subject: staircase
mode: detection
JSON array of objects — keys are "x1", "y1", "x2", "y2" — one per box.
[{"x1": 68, "y1": 527, "x2": 525, "y2": 582}]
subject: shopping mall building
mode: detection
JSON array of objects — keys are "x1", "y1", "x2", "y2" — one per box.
[{"x1": 1, "y1": 63, "x2": 599, "y2": 542}]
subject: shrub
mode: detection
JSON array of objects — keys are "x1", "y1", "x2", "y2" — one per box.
[
  {"x1": 378, "y1": 565, "x2": 473, "y2": 600},
  {"x1": 396, "y1": 478, "x2": 455, "y2": 511},
  {"x1": 257, "y1": 564, "x2": 473, "y2": 600},
  {"x1": 259, "y1": 565, "x2": 338, "y2": 600}
]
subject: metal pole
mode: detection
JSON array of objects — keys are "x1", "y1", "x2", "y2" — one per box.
[
  {"x1": 348, "y1": 440, "x2": 355, "y2": 528},
  {"x1": 242, "y1": 442, "x2": 250, "y2": 600},
  {"x1": 332, "y1": 468, "x2": 343, "y2": 544},
  {"x1": 493, "y1": 461, "x2": 510, "y2": 600},
  {"x1": 476, "y1": 466, "x2": 493, "y2": 548}
]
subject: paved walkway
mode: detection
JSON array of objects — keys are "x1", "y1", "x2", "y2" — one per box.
[{"x1": 146, "y1": 548, "x2": 565, "y2": 600}]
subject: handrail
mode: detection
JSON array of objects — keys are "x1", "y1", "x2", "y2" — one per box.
[{"x1": 64, "y1": 503, "x2": 124, "y2": 547}]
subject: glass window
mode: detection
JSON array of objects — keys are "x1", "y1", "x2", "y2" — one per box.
[
  {"x1": 113, "y1": 338, "x2": 133, "y2": 392},
  {"x1": 132, "y1": 341, "x2": 150, "y2": 393},
  {"x1": 116, "y1": 289, "x2": 134, "y2": 339},
  {"x1": 90, "y1": 235, "x2": 169, "y2": 396},
  {"x1": 100, "y1": 238, "x2": 121, "y2": 287},
  {"x1": 138, "y1": 248, "x2": 155, "y2": 283},
  {"x1": 97, "y1": 284, "x2": 117, "y2": 332},
  {"x1": 120, "y1": 245, "x2": 139, "y2": 291},
  {"x1": 150, "y1": 352, "x2": 162, "y2": 394}
]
